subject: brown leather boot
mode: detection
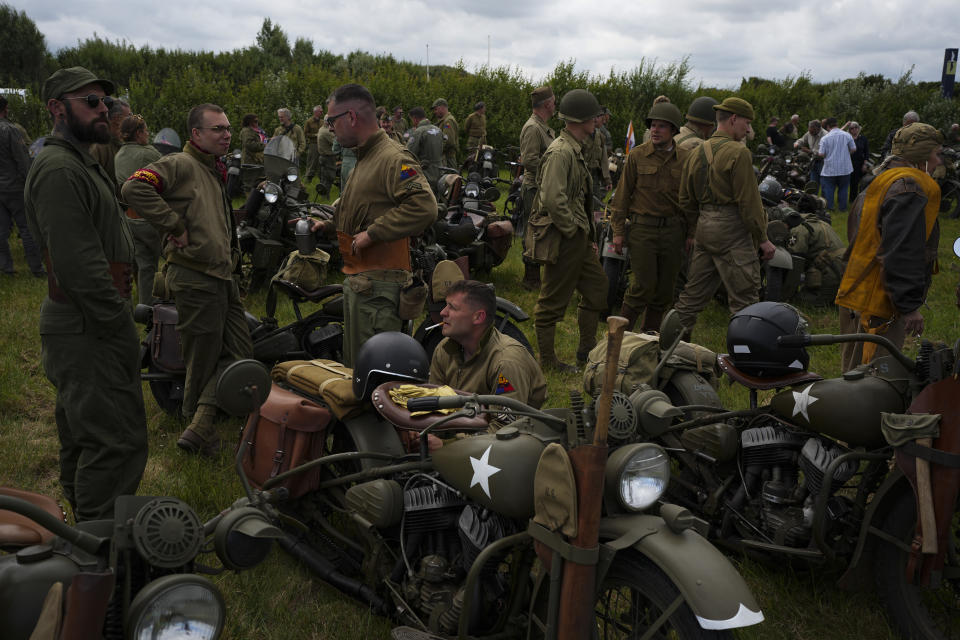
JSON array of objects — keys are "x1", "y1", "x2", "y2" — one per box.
[
  {"x1": 520, "y1": 262, "x2": 541, "y2": 292},
  {"x1": 641, "y1": 308, "x2": 664, "y2": 334},
  {"x1": 536, "y1": 325, "x2": 578, "y2": 373},
  {"x1": 620, "y1": 303, "x2": 641, "y2": 332},
  {"x1": 576, "y1": 309, "x2": 601, "y2": 366},
  {"x1": 177, "y1": 404, "x2": 221, "y2": 456}
]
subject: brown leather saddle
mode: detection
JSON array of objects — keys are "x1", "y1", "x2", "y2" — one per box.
[
  {"x1": 0, "y1": 487, "x2": 65, "y2": 548},
  {"x1": 371, "y1": 381, "x2": 488, "y2": 433}
]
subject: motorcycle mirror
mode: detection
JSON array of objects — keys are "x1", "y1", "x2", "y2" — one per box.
[
  {"x1": 953, "y1": 237, "x2": 960, "y2": 259},
  {"x1": 483, "y1": 186, "x2": 501, "y2": 202},
  {"x1": 262, "y1": 182, "x2": 281, "y2": 204},
  {"x1": 215, "y1": 359, "x2": 271, "y2": 417},
  {"x1": 286, "y1": 166, "x2": 299, "y2": 182}
]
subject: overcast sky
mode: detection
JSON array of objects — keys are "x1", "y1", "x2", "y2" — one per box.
[{"x1": 10, "y1": 0, "x2": 958, "y2": 89}]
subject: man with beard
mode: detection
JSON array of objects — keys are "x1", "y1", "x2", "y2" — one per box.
[
  {"x1": 24, "y1": 67, "x2": 147, "y2": 520},
  {"x1": 123, "y1": 104, "x2": 253, "y2": 455},
  {"x1": 609, "y1": 101, "x2": 691, "y2": 332}
]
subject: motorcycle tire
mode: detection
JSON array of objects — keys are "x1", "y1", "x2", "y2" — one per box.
[
  {"x1": 603, "y1": 256, "x2": 627, "y2": 316},
  {"x1": 148, "y1": 364, "x2": 184, "y2": 417},
  {"x1": 497, "y1": 317, "x2": 534, "y2": 357},
  {"x1": 874, "y1": 490, "x2": 960, "y2": 640},
  {"x1": 596, "y1": 550, "x2": 732, "y2": 639}
]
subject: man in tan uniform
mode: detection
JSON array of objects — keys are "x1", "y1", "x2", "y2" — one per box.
[
  {"x1": 462, "y1": 101, "x2": 487, "y2": 160},
  {"x1": 430, "y1": 279, "x2": 546, "y2": 408},
  {"x1": 610, "y1": 101, "x2": 691, "y2": 332},
  {"x1": 303, "y1": 104, "x2": 323, "y2": 182},
  {"x1": 433, "y1": 98, "x2": 459, "y2": 169},
  {"x1": 518, "y1": 86, "x2": 556, "y2": 291},
  {"x1": 524, "y1": 89, "x2": 607, "y2": 372},
  {"x1": 674, "y1": 96, "x2": 717, "y2": 152},
  {"x1": 673, "y1": 97, "x2": 776, "y2": 338},
  {"x1": 321, "y1": 84, "x2": 437, "y2": 367},
  {"x1": 316, "y1": 110, "x2": 338, "y2": 198}
]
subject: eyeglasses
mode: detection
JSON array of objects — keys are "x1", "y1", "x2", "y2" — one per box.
[
  {"x1": 198, "y1": 125, "x2": 232, "y2": 134},
  {"x1": 325, "y1": 110, "x2": 352, "y2": 127},
  {"x1": 62, "y1": 94, "x2": 115, "y2": 109}
]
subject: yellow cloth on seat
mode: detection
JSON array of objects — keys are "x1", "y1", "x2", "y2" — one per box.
[{"x1": 388, "y1": 384, "x2": 458, "y2": 416}]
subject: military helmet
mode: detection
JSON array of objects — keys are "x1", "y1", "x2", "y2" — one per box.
[
  {"x1": 645, "y1": 102, "x2": 683, "y2": 131},
  {"x1": 353, "y1": 332, "x2": 429, "y2": 400},
  {"x1": 759, "y1": 175, "x2": 783, "y2": 206},
  {"x1": 686, "y1": 96, "x2": 718, "y2": 126},
  {"x1": 558, "y1": 89, "x2": 601, "y2": 123}
]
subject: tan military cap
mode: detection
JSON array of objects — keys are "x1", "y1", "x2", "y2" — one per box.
[
  {"x1": 531, "y1": 86, "x2": 554, "y2": 103},
  {"x1": 432, "y1": 98, "x2": 448, "y2": 108},
  {"x1": 713, "y1": 96, "x2": 755, "y2": 121}
]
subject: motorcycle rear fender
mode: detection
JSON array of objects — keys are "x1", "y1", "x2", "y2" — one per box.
[
  {"x1": 768, "y1": 246, "x2": 793, "y2": 269},
  {"x1": 600, "y1": 514, "x2": 764, "y2": 630},
  {"x1": 495, "y1": 296, "x2": 529, "y2": 322},
  {"x1": 840, "y1": 468, "x2": 911, "y2": 587},
  {"x1": 340, "y1": 413, "x2": 406, "y2": 470}
]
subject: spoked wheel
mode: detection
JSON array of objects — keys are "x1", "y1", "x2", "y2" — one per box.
[
  {"x1": 874, "y1": 491, "x2": 960, "y2": 640},
  {"x1": 595, "y1": 551, "x2": 732, "y2": 639}
]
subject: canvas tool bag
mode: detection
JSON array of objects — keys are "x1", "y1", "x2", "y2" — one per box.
[
  {"x1": 272, "y1": 359, "x2": 364, "y2": 419},
  {"x1": 582, "y1": 331, "x2": 660, "y2": 397},
  {"x1": 242, "y1": 383, "x2": 332, "y2": 498}
]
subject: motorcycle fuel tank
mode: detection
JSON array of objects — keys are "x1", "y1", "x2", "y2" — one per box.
[
  {"x1": 769, "y1": 372, "x2": 905, "y2": 448},
  {"x1": 431, "y1": 427, "x2": 546, "y2": 520}
]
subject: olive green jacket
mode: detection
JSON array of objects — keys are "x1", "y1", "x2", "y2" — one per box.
[
  {"x1": 303, "y1": 116, "x2": 322, "y2": 148},
  {"x1": 89, "y1": 136, "x2": 123, "y2": 191},
  {"x1": 24, "y1": 136, "x2": 135, "y2": 336},
  {"x1": 679, "y1": 131, "x2": 768, "y2": 246},
  {"x1": 239, "y1": 126, "x2": 265, "y2": 164},
  {"x1": 272, "y1": 123, "x2": 306, "y2": 156},
  {"x1": 316, "y1": 124, "x2": 337, "y2": 156},
  {"x1": 122, "y1": 142, "x2": 236, "y2": 280},
  {"x1": 463, "y1": 111, "x2": 486, "y2": 143},
  {"x1": 674, "y1": 124, "x2": 707, "y2": 152},
  {"x1": 519, "y1": 113, "x2": 555, "y2": 188},
  {"x1": 609, "y1": 141, "x2": 689, "y2": 236},
  {"x1": 336, "y1": 129, "x2": 436, "y2": 243},
  {"x1": 437, "y1": 113, "x2": 459, "y2": 155},
  {"x1": 531, "y1": 129, "x2": 593, "y2": 239},
  {"x1": 114, "y1": 142, "x2": 162, "y2": 185},
  {"x1": 430, "y1": 325, "x2": 546, "y2": 409},
  {"x1": 406, "y1": 119, "x2": 443, "y2": 189}
]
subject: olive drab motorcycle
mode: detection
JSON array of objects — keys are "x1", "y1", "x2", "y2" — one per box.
[
  {"x1": 642, "y1": 302, "x2": 960, "y2": 640},
  {"x1": 213, "y1": 321, "x2": 764, "y2": 639}
]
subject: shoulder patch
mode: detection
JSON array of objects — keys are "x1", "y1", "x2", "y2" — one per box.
[
  {"x1": 128, "y1": 168, "x2": 164, "y2": 193},
  {"x1": 400, "y1": 164, "x2": 418, "y2": 181},
  {"x1": 495, "y1": 374, "x2": 515, "y2": 395}
]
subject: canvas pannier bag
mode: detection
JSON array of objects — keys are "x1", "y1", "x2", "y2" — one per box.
[{"x1": 582, "y1": 331, "x2": 660, "y2": 397}]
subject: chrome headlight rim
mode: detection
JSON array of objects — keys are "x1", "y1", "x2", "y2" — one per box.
[
  {"x1": 126, "y1": 573, "x2": 225, "y2": 640},
  {"x1": 286, "y1": 165, "x2": 299, "y2": 182},
  {"x1": 605, "y1": 443, "x2": 670, "y2": 512},
  {"x1": 262, "y1": 182, "x2": 281, "y2": 204}
]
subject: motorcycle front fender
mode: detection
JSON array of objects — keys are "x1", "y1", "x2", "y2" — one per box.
[
  {"x1": 768, "y1": 245, "x2": 793, "y2": 269},
  {"x1": 340, "y1": 413, "x2": 406, "y2": 470},
  {"x1": 600, "y1": 514, "x2": 764, "y2": 630},
  {"x1": 494, "y1": 296, "x2": 529, "y2": 322}
]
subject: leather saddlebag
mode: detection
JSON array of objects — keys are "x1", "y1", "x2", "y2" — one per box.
[
  {"x1": 151, "y1": 303, "x2": 185, "y2": 373},
  {"x1": 242, "y1": 383, "x2": 332, "y2": 498}
]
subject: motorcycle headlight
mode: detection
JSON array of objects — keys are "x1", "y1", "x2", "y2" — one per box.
[
  {"x1": 605, "y1": 443, "x2": 669, "y2": 511},
  {"x1": 126, "y1": 574, "x2": 225, "y2": 640},
  {"x1": 262, "y1": 182, "x2": 281, "y2": 204},
  {"x1": 286, "y1": 166, "x2": 299, "y2": 182},
  {"x1": 483, "y1": 150, "x2": 493, "y2": 160},
  {"x1": 214, "y1": 507, "x2": 281, "y2": 571}
]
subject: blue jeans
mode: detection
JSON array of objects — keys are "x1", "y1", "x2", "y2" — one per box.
[{"x1": 820, "y1": 173, "x2": 850, "y2": 212}]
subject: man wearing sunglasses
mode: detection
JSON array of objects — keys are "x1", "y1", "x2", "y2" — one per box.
[
  {"x1": 23, "y1": 66, "x2": 147, "y2": 521},
  {"x1": 123, "y1": 103, "x2": 253, "y2": 455}
]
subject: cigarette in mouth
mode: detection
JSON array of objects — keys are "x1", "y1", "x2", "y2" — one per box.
[{"x1": 425, "y1": 322, "x2": 443, "y2": 331}]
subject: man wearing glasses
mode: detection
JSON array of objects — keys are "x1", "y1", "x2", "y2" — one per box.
[
  {"x1": 24, "y1": 66, "x2": 147, "y2": 520},
  {"x1": 123, "y1": 103, "x2": 252, "y2": 455},
  {"x1": 316, "y1": 83, "x2": 436, "y2": 368}
]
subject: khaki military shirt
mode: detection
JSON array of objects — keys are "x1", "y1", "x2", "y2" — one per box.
[
  {"x1": 336, "y1": 129, "x2": 436, "y2": 243},
  {"x1": 122, "y1": 142, "x2": 236, "y2": 280},
  {"x1": 674, "y1": 124, "x2": 707, "y2": 152},
  {"x1": 609, "y1": 141, "x2": 690, "y2": 236},
  {"x1": 532, "y1": 128, "x2": 593, "y2": 239},
  {"x1": 437, "y1": 113, "x2": 459, "y2": 156},
  {"x1": 316, "y1": 124, "x2": 337, "y2": 156},
  {"x1": 519, "y1": 113, "x2": 555, "y2": 188},
  {"x1": 303, "y1": 116, "x2": 322, "y2": 147},
  {"x1": 463, "y1": 111, "x2": 486, "y2": 142},
  {"x1": 273, "y1": 123, "x2": 306, "y2": 155},
  {"x1": 239, "y1": 127, "x2": 265, "y2": 164},
  {"x1": 583, "y1": 130, "x2": 611, "y2": 181},
  {"x1": 679, "y1": 131, "x2": 767, "y2": 246},
  {"x1": 430, "y1": 325, "x2": 547, "y2": 409},
  {"x1": 24, "y1": 136, "x2": 135, "y2": 336}
]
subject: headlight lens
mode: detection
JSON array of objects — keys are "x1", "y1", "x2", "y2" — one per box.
[
  {"x1": 127, "y1": 574, "x2": 225, "y2": 640},
  {"x1": 262, "y1": 183, "x2": 280, "y2": 204},
  {"x1": 286, "y1": 166, "x2": 298, "y2": 182},
  {"x1": 616, "y1": 445, "x2": 669, "y2": 511}
]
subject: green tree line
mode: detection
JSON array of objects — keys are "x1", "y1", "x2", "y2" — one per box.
[{"x1": 3, "y1": 7, "x2": 958, "y2": 154}]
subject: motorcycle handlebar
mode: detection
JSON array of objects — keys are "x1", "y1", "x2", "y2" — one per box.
[
  {"x1": 407, "y1": 394, "x2": 566, "y2": 430},
  {"x1": 0, "y1": 495, "x2": 107, "y2": 555},
  {"x1": 777, "y1": 333, "x2": 915, "y2": 371}
]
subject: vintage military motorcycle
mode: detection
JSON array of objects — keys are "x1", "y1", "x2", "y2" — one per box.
[
  {"x1": 0, "y1": 486, "x2": 279, "y2": 640},
  {"x1": 213, "y1": 321, "x2": 764, "y2": 640},
  {"x1": 640, "y1": 303, "x2": 960, "y2": 640}
]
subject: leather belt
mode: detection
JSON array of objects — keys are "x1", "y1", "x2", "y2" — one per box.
[
  {"x1": 700, "y1": 204, "x2": 740, "y2": 215},
  {"x1": 44, "y1": 253, "x2": 133, "y2": 303},
  {"x1": 337, "y1": 232, "x2": 411, "y2": 274},
  {"x1": 631, "y1": 214, "x2": 679, "y2": 228}
]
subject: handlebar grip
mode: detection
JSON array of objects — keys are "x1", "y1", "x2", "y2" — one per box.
[
  {"x1": 406, "y1": 395, "x2": 468, "y2": 412},
  {"x1": 777, "y1": 334, "x2": 812, "y2": 348}
]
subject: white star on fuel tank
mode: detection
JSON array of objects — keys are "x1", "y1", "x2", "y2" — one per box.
[
  {"x1": 792, "y1": 384, "x2": 819, "y2": 422},
  {"x1": 469, "y1": 444, "x2": 501, "y2": 499}
]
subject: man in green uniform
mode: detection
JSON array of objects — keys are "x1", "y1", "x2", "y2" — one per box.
[
  {"x1": 316, "y1": 109, "x2": 338, "y2": 198},
  {"x1": 433, "y1": 98, "x2": 459, "y2": 169},
  {"x1": 609, "y1": 102, "x2": 691, "y2": 332},
  {"x1": 321, "y1": 84, "x2": 436, "y2": 367},
  {"x1": 89, "y1": 98, "x2": 130, "y2": 192},
  {"x1": 392, "y1": 106, "x2": 410, "y2": 140},
  {"x1": 273, "y1": 107, "x2": 306, "y2": 161},
  {"x1": 673, "y1": 97, "x2": 776, "y2": 339},
  {"x1": 0, "y1": 95, "x2": 45, "y2": 277},
  {"x1": 430, "y1": 279, "x2": 546, "y2": 408},
  {"x1": 407, "y1": 106, "x2": 443, "y2": 195},
  {"x1": 123, "y1": 103, "x2": 253, "y2": 454},
  {"x1": 462, "y1": 101, "x2": 487, "y2": 160},
  {"x1": 24, "y1": 66, "x2": 147, "y2": 520},
  {"x1": 518, "y1": 86, "x2": 556, "y2": 291},
  {"x1": 524, "y1": 89, "x2": 608, "y2": 372},
  {"x1": 674, "y1": 96, "x2": 717, "y2": 152},
  {"x1": 584, "y1": 118, "x2": 612, "y2": 198},
  {"x1": 380, "y1": 115, "x2": 404, "y2": 143},
  {"x1": 303, "y1": 104, "x2": 324, "y2": 183},
  {"x1": 239, "y1": 113, "x2": 266, "y2": 194}
]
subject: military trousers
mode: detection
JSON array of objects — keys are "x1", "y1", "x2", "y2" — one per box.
[
  {"x1": 128, "y1": 218, "x2": 162, "y2": 306},
  {"x1": 317, "y1": 155, "x2": 337, "y2": 195},
  {"x1": 674, "y1": 208, "x2": 761, "y2": 330},
  {"x1": 41, "y1": 313, "x2": 147, "y2": 521},
  {"x1": 534, "y1": 227, "x2": 608, "y2": 334},
  {"x1": 305, "y1": 145, "x2": 320, "y2": 180},
  {"x1": 167, "y1": 263, "x2": 253, "y2": 419},
  {"x1": 0, "y1": 189, "x2": 44, "y2": 275},
  {"x1": 623, "y1": 218, "x2": 684, "y2": 313},
  {"x1": 342, "y1": 269, "x2": 408, "y2": 370}
]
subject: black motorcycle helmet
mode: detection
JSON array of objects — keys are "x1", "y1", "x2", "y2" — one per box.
[
  {"x1": 727, "y1": 302, "x2": 809, "y2": 377},
  {"x1": 352, "y1": 332, "x2": 429, "y2": 400},
  {"x1": 759, "y1": 175, "x2": 783, "y2": 206}
]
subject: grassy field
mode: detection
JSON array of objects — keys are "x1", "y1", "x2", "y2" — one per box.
[{"x1": 1, "y1": 182, "x2": 958, "y2": 639}]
